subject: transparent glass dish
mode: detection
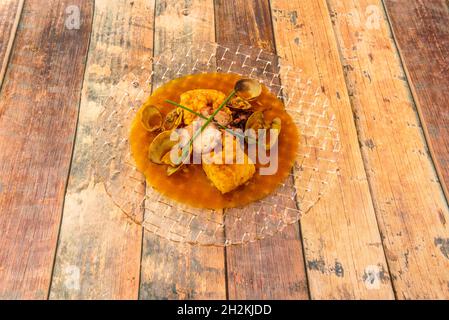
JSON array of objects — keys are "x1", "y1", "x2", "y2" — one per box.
[{"x1": 93, "y1": 42, "x2": 341, "y2": 246}]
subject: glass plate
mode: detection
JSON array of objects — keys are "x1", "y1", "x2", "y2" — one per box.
[{"x1": 93, "y1": 42, "x2": 341, "y2": 246}]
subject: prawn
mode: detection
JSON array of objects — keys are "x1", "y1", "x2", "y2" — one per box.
[{"x1": 179, "y1": 89, "x2": 230, "y2": 125}]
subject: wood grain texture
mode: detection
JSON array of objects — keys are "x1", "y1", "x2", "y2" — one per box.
[
  {"x1": 0, "y1": 0, "x2": 24, "y2": 88},
  {"x1": 139, "y1": 0, "x2": 227, "y2": 300},
  {"x1": 327, "y1": 0, "x2": 449, "y2": 299},
  {"x1": 0, "y1": 0, "x2": 19, "y2": 63},
  {"x1": 215, "y1": 0, "x2": 310, "y2": 300},
  {"x1": 271, "y1": 0, "x2": 395, "y2": 299},
  {"x1": 0, "y1": 0, "x2": 93, "y2": 299},
  {"x1": 49, "y1": 0, "x2": 154, "y2": 299},
  {"x1": 383, "y1": 0, "x2": 449, "y2": 201}
]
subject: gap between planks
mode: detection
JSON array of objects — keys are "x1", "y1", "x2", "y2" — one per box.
[
  {"x1": 139, "y1": 0, "x2": 227, "y2": 300},
  {"x1": 271, "y1": 0, "x2": 396, "y2": 299},
  {"x1": 49, "y1": 0, "x2": 151, "y2": 299},
  {"x1": 381, "y1": 0, "x2": 449, "y2": 204},
  {"x1": 0, "y1": 0, "x2": 94, "y2": 299},
  {"x1": 48, "y1": 0, "x2": 97, "y2": 300},
  {"x1": 0, "y1": 0, "x2": 25, "y2": 90},
  {"x1": 323, "y1": 0, "x2": 397, "y2": 298},
  {"x1": 327, "y1": 0, "x2": 449, "y2": 298},
  {"x1": 215, "y1": 0, "x2": 310, "y2": 300}
]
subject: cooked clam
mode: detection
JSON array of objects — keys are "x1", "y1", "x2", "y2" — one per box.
[
  {"x1": 245, "y1": 111, "x2": 265, "y2": 131},
  {"x1": 235, "y1": 78, "x2": 262, "y2": 101},
  {"x1": 141, "y1": 104, "x2": 163, "y2": 132},
  {"x1": 167, "y1": 145, "x2": 192, "y2": 176},
  {"x1": 161, "y1": 152, "x2": 176, "y2": 167},
  {"x1": 148, "y1": 130, "x2": 179, "y2": 164},
  {"x1": 245, "y1": 111, "x2": 266, "y2": 144},
  {"x1": 265, "y1": 117, "x2": 281, "y2": 150},
  {"x1": 163, "y1": 108, "x2": 183, "y2": 131},
  {"x1": 228, "y1": 96, "x2": 252, "y2": 110}
]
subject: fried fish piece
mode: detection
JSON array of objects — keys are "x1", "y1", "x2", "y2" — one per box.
[
  {"x1": 202, "y1": 138, "x2": 255, "y2": 194},
  {"x1": 202, "y1": 161, "x2": 255, "y2": 194}
]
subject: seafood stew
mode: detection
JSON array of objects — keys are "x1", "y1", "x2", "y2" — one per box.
[{"x1": 129, "y1": 73, "x2": 299, "y2": 209}]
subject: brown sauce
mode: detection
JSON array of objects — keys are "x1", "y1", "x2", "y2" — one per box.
[{"x1": 129, "y1": 73, "x2": 299, "y2": 209}]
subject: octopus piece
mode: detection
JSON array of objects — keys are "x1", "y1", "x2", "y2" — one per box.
[
  {"x1": 199, "y1": 106, "x2": 232, "y2": 127},
  {"x1": 229, "y1": 109, "x2": 252, "y2": 130},
  {"x1": 213, "y1": 109, "x2": 232, "y2": 127}
]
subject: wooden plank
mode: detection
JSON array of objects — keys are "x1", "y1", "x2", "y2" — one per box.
[
  {"x1": 0, "y1": 0, "x2": 19, "y2": 64},
  {"x1": 0, "y1": 0, "x2": 93, "y2": 299},
  {"x1": 139, "y1": 0, "x2": 227, "y2": 300},
  {"x1": 215, "y1": 0, "x2": 310, "y2": 300},
  {"x1": 383, "y1": 0, "x2": 449, "y2": 201},
  {"x1": 327, "y1": 0, "x2": 449, "y2": 299},
  {"x1": 49, "y1": 0, "x2": 154, "y2": 299},
  {"x1": 271, "y1": 0, "x2": 395, "y2": 299},
  {"x1": 0, "y1": 0, "x2": 24, "y2": 88}
]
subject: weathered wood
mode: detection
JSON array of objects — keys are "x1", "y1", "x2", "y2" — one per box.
[
  {"x1": 384, "y1": 0, "x2": 449, "y2": 201},
  {"x1": 271, "y1": 0, "x2": 395, "y2": 299},
  {"x1": 139, "y1": 0, "x2": 227, "y2": 300},
  {"x1": 49, "y1": 0, "x2": 153, "y2": 299},
  {"x1": 215, "y1": 0, "x2": 310, "y2": 300},
  {"x1": 0, "y1": 0, "x2": 93, "y2": 299},
  {"x1": 327, "y1": 0, "x2": 449, "y2": 299},
  {"x1": 0, "y1": 0, "x2": 24, "y2": 88}
]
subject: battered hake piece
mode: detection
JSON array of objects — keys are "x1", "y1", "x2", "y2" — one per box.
[
  {"x1": 202, "y1": 139, "x2": 256, "y2": 193},
  {"x1": 202, "y1": 161, "x2": 256, "y2": 194}
]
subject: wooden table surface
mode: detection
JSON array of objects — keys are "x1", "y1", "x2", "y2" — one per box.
[{"x1": 0, "y1": 0, "x2": 448, "y2": 300}]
